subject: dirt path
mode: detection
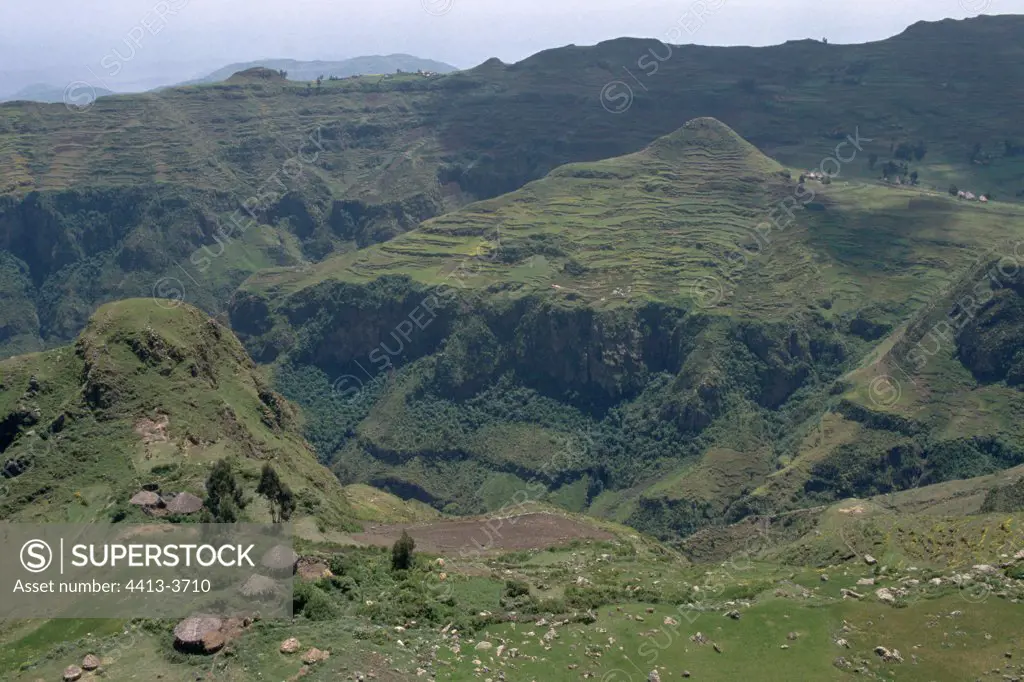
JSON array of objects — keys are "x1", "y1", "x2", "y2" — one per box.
[{"x1": 351, "y1": 511, "x2": 615, "y2": 554}]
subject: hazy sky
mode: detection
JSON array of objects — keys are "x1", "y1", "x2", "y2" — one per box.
[{"x1": 2, "y1": 0, "x2": 1021, "y2": 92}]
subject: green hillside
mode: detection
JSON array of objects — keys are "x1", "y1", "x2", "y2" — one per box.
[
  {"x1": 0, "y1": 299, "x2": 363, "y2": 531},
  {"x1": 2, "y1": 16, "x2": 1024, "y2": 356},
  {"x1": 224, "y1": 118, "x2": 1024, "y2": 540},
  {"x1": 5, "y1": 15, "x2": 1024, "y2": 681}
]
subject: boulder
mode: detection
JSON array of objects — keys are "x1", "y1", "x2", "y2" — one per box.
[
  {"x1": 875, "y1": 587, "x2": 898, "y2": 605},
  {"x1": 874, "y1": 646, "x2": 903, "y2": 663},
  {"x1": 302, "y1": 648, "x2": 329, "y2": 664}
]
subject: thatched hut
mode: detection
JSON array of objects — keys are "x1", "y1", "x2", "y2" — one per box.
[
  {"x1": 239, "y1": 574, "x2": 279, "y2": 600},
  {"x1": 163, "y1": 492, "x2": 204, "y2": 515},
  {"x1": 260, "y1": 545, "x2": 299, "y2": 577},
  {"x1": 173, "y1": 615, "x2": 223, "y2": 653},
  {"x1": 81, "y1": 654, "x2": 100, "y2": 671},
  {"x1": 129, "y1": 490, "x2": 162, "y2": 507},
  {"x1": 62, "y1": 665, "x2": 83, "y2": 681}
]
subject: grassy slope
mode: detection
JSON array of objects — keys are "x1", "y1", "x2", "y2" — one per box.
[
  {"x1": 245, "y1": 117, "x2": 790, "y2": 307},
  {"x1": 0, "y1": 298, "x2": 367, "y2": 531},
  {"x1": 247, "y1": 119, "x2": 1024, "y2": 318},
  {"x1": 7, "y1": 500, "x2": 1024, "y2": 681}
]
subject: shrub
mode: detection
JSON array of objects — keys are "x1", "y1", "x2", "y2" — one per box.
[
  {"x1": 392, "y1": 530, "x2": 416, "y2": 571},
  {"x1": 205, "y1": 459, "x2": 248, "y2": 522},
  {"x1": 504, "y1": 579, "x2": 531, "y2": 598}
]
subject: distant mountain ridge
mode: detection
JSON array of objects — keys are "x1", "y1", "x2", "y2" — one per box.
[
  {"x1": 181, "y1": 54, "x2": 459, "y2": 85},
  {"x1": 0, "y1": 54, "x2": 457, "y2": 103},
  {"x1": 0, "y1": 82, "x2": 114, "y2": 104}
]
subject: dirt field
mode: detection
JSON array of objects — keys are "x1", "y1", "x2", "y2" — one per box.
[{"x1": 351, "y1": 511, "x2": 615, "y2": 554}]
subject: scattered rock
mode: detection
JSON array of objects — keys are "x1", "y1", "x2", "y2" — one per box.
[
  {"x1": 840, "y1": 588, "x2": 864, "y2": 599},
  {"x1": 648, "y1": 670, "x2": 661, "y2": 682},
  {"x1": 787, "y1": 632, "x2": 799, "y2": 641},
  {"x1": 875, "y1": 587, "x2": 897, "y2": 605},
  {"x1": 857, "y1": 577, "x2": 875, "y2": 586},
  {"x1": 725, "y1": 610, "x2": 741, "y2": 620},
  {"x1": 302, "y1": 648, "x2": 329, "y2": 665},
  {"x1": 280, "y1": 637, "x2": 301, "y2": 654},
  {"x1": 874, "y1": 646, "x2": 904, "y2": 663},
  {"x1": 475, "y1": 641, "x2": 493, "y2": 651}
]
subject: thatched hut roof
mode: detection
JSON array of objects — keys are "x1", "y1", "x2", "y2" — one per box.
[
  {"x1": 130, "y1": 490, "x2": 162, "y2": 507},
  {"x1": 261, "y1": 545, "x2": 299, "y2": 573},
  {"x1": 163, "y1": 492, "x2": 204, "y2": 514},
  {"x1": 82, "y1": 654, "x2": 100, "y2": 671},
  {"x1": 201, "y1": 630, "x2": 225, "y2": 654},
  {"x1": 239, "y1": 574, "x2": 279, "y2": 598},
  {"x1": 62, "y1": 665, "x2": 83, "y2": 681},
  {"x1": 173, "y1": 615, "x2": 223, "y2": 645}
]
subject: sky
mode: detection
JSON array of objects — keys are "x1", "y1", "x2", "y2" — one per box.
[{"x1": 1, "y1": 0, "x2": 1021, "y2": 94}]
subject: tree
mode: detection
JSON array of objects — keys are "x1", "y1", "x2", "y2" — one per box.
[
  {"x1": 909, "y1": 170, "x2": 919, "y2": 185},
  {"x1": 257, "y1": 463, "x2": 296, "y2": 523},
  {"x1": 206, "y1": 459, "x2": 248, "y2": 522},
  {"x1": 278, "y1": 485, "x2": 296, "y2": 521},
  {"x1": 949, "y1": 184, "x2": 959, "y2": 196},
  {"x1": 391, "y1": 530, "x2": 415, "y2": 570},
  {"x1": 316, "y1": 75, "x2": 324, "y2": 92}
]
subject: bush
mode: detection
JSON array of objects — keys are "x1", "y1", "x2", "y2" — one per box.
[
  {"x1": 392, "y1": 530, "x2": 416, "y2": 571},
  {"x1": 205, "y1": 459, "x2": 248, "y2": 522},
  {"x1": 504, "y1": 579, "x2": 531, "y2": 598},
  {"x1": 293, "y1": 582, "x2": 339, "y2": 621}
]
